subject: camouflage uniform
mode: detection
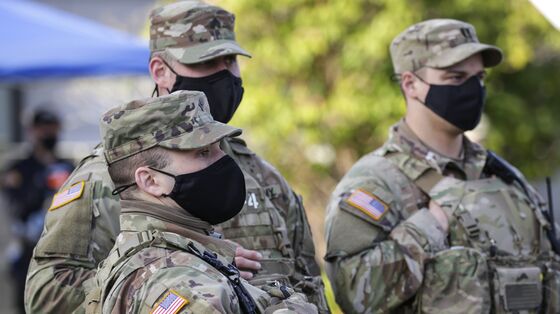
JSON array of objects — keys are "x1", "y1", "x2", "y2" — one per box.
[
  {"x1": 82, "y1": 91, "x2": 317, "y2": 314},
  {"x1": 324, "y1": 19, "x2": 560, "y2": 313},
  {"x1": 26, "y1": 2, "x2": 327, "y2": 312},
  {"x1": 86, "y1": 203, "x2": 317, "y2": 314},
  {"x1": 25, "y1": 147, "x2": 120, "y2": 313}
]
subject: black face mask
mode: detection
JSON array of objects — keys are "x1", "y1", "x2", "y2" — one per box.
[
  {"x1": 150, "y1": 155, "x2": 246, "y2": 225},
  {"x1": 169, "y1": 68, "x2": 244, "y2": 124},
  {"x1": 40, "y1": 135, "x2": 58, "y2": 151},
  {"x1": 417, "y1": 75, "x2": 486, "y2": 131}
]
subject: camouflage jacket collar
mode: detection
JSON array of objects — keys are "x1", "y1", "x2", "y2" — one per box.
[
  {"x1": 120, "y1": 199, "x2": 214, "y2": 236},
  {"x1": 119, "y1": 199, "x2": 237, "y2": 261},
  {"x1": 382, "y1": 119, "x2": 487, "y2": 179}
]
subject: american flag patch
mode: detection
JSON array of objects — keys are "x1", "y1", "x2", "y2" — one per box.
[
  {"x1": 346, "y1": 189, "x2": 388, "y2": 221},
  {"x1": 151, "y1": 290, "x2": 188, "y2": 314},
  {"x1": 48, "y1": 181, "x2": 85, "y2": 211}
]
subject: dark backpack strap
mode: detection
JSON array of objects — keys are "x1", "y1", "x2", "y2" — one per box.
[{"x1": 156, "y1": 231, "x2": 258, "y2": 314}]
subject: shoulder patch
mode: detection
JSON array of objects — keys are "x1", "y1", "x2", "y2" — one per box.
[
  {"x1": 345, "y1": 189, "x2": 388, "y2": 221},
  {"x1": 48, "y1": 181, "x2": 85, "y2": 211},
  {"x1": 151, "y1": 290, "x2": 189, "y2": 314}
]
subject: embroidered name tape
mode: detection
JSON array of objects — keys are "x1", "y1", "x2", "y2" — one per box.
[
  {"x1": 151, "y1": 290, "x2": 189, "y2": 314},
  {"x1": 346, "y1": 189, "x2": 388, "y2": 221},
  {"x1": 48, "y1": 181, "x2": 85, "y2": 211}
]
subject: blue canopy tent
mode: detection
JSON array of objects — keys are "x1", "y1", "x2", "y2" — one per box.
[
  {"x1": 0, "y1": 0, "x2": 150, "y2": 81},
  {"x1": 0, "y1": 0, "x2": 150, "y2": 141}
]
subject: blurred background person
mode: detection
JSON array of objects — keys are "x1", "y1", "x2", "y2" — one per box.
[{"x1": 0, "y1": 108, "x2": 74, "y2": 314}]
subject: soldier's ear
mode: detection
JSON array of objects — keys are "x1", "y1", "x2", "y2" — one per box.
[
  {"x1": 401, "y1": 71, "x2": 417, "y2": 97},
  {"x1": 149, "y1": 56, "x2": 175, "y2": 93},
  {"x1": 134, "y1": 166, "x2": 172, "y2": 197},
  {"x1": 401, "y1": 71, "x2": 429, "y2": 106}
]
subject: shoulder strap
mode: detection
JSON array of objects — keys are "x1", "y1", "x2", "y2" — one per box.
[
  {"x1": 154, "y1": 231, "x2": 258, "y2": 314},
  {"x1": 384, "y1": 151, "x2": 445, "y2": 194},
  {"x1": 85, "y1": 230, "x2": 155, "y2": 314},
  {"x1": 415, "y1": 168, "x2": 445, "y2": 194},
  {"x1": 76, "y1": 143, "x2": 104, "y2": 169}
]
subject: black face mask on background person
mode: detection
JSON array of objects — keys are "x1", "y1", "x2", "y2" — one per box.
[
  {"x1": 40, "y1": 135, "x2": 58, "y2": 151},
  {"x1": 167, "y1": 66, "x2": 244, "y2": 124},
  {"x1": 415, "y1": 75, "x2": 486, "y2": 131},
  {"x1": 150, "y1": 155, "x2": 246, "y2": 225}
]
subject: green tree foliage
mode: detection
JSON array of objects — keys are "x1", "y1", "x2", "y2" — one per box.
[
  {"x1": 218, "y1": 0, "x2": 560, "y2": 214},
  {"x1": 160, "y1": 1, "x2": 560, "y2": 311}
]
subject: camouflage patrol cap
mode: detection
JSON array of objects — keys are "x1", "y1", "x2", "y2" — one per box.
[
  {"x1": 390, "y1": 19, "x2": 503, "y2": 74},
  {"x1": 150, "y1": 1, "x2": 251, "y2": 64},
  {"x1": 101, "y1": 90, "x2": 241, "y2": 165}
]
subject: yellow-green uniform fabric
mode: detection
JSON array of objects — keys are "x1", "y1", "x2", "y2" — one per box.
[
  {"x1": 26, "y1": 137, "x2": 327, "y2": 313},
  {"x1": 25, "y1": 146, "x2": 120, "y2": 314},
  {"x1": 83, "y1": 200, "x2": 317, "y2": 314},
  {"x1": 324, "y1": 119, "x2": 560, "y2": 313}
]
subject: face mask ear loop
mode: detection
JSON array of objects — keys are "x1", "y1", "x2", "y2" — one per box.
[
  {"x1": 152, "y1": 84, "x2": 159, "y2": 97},
  {"x1": 412, "y1": 71, "x2": 428, "y2": 84},
  {"x1": 161, "y1": 59, "x2": 180, "y2": 76},
  {"x1": 153, "y1": 60, "x2": 179, "y2": 97},
  {"x1": 112, "y1": 183, "x2": 136, "y2": 195},
  {"x1": 160, "y1": 59, "x2": 181, "y2": 95},
  {"x1": 147, "y1": 166, "x2": 176, "y2": 178},
  {"x1": 148, "y1": 166, "x2": 177, "y2": 197},
  {"x1": 410, "y1": 72, "x2": 430, "y2": 105}
]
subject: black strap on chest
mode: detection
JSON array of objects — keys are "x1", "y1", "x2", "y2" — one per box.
[
  {"x1": 107, "y1": 231, "x2": 258, "y2": 314},
  {"x1": 484, "y1": 150, "x2": 560, "y2": 254},
  {"x1": 184, "y1": 242, "x2": 258, "y2": 314}
]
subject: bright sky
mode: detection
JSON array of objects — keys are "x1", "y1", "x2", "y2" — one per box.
[{"x1": 529, "y1": 0, "x2": 560, "y2": 30}]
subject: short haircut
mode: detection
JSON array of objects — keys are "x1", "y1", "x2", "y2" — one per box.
[
  {"x1": 108, "y1": 146, "x2": 171, "y2": 199},
  {"x1": 150, "y1": 50, "x2": 176, "y2": 65}
]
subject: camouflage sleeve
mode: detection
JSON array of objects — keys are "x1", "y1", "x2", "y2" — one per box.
[
  {"x1": 257, "y1": 158, "x2": 329, "y2": 312},
  {"x1": 25, "y1": 258, "x2": 95, "y2": 314},
  {"x1": 258, "y1": 282, "x2": 319, "y2": 313},
  {"x1": 107, "y1": 265, "x2": 318, "y2": 314},
  {"x1": 108, "y1": 263, "x2": 249, "y2": 313},
  {"x1": 25, "y1": 151, "x2": 121, "y2": 314},
  {"x1": 324, "y1": 156, "x2": 447, "y2": 313}
]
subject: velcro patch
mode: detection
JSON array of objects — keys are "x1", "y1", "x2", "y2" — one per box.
[
  {"x1": 151, "y1": 290, "x2": 189, "y2": 314},
  {"x1": 48, "y1": 181, "x2": 85, "y2": 211},
  {"x1": 345, "y1": 189, "x2": 388, "y2": 221}
]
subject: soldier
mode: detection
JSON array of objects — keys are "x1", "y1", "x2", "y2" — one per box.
[
  {"x1": 26, "y1": 1, "x2": 328, "y2": 313},
  {"x1": 324, "y1": 19, "x2": 560, "y2": 313},
  {"x1": 82, "y1": 90, "x2": 317, "y2": 313},
  {"x1": 1, "y1": 109, "x2": 74, "y2": 313}
]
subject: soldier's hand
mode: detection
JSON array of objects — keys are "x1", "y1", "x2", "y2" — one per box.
[
  {"x1": 227, "y1": 241, "x2": 262, "y2": 280},
  {"x1": 429, "y1": 200, "x2": 449, "y2": 233},
  {"x1": 429, "y1": 176, "x2": 466, "y2": 230}
]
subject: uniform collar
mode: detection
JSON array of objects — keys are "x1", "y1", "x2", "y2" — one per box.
[
  {"x1": 119, "y1": 199, "x2": 215, "y2": 237},
  {"x1": 384, "y1": 119, "x2": 487, "y2": 179},
  {"x1": 118, "y1": 199, "x2": 237, "y2": 262}
]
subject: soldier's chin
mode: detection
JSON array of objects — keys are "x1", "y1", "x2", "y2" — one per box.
[{"x1": 426, "y1": 110, "x2": 464, "y2": 135}]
